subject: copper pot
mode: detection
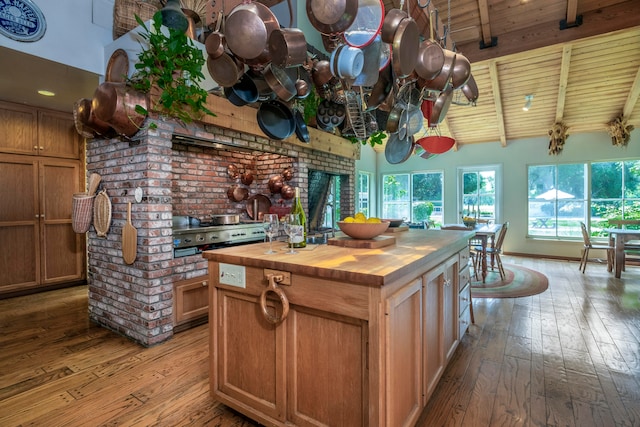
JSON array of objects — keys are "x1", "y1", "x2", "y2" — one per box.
[
  {"x1": 312, "y1": 60, "x2": 334, "y2": 87},
  {"x1": 227, "y1": 185, "x2": 249, "y2": 202},
  {"x1": 280, "y1": 184, "x2": 295, "y2": 199},
  {"x1": 268, "y1": 28, "x2": 308, "y2": 68},
  {"x1": 268, "y1": 175, "x2": 284, "y2": 194},
  {"x1": 76, "y1": 98, "x2": 112, "y2": 136},
  {"x1": 241, "y1": 170, "x2": 254, "y2": 185},
  {"x1": 91, "y1": 82, "x2": 147, "y2": 137}
]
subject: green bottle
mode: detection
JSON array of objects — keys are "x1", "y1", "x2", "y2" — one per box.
[{"x1": 291, "y1": 187, "x2": 307, "y2": 248}]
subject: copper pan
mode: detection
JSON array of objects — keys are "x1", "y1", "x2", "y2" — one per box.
[
  {"x1": 451, "y1": 52, "x2": 471, "y2": 89},
  {"x1": 207, "y1": 52, "x2": 244, "y2": 87},
  {"x1": 268, "y1": 28, "x2": 308, "y2": 68},
  {"x1": 422, "y1": 48, "x2": 456, "y2": 92},
  {"x1": 392, "y1": 17, "x2": 419, "y2": 79},
  {"x1": 380, "y1": 9, "x2": 407, "y2": 43},
  {"x1": 306, "y1": 0, "x2": 358, "y2": 35},
  {"x1": 227, "y1": 185, "x2": 249, "y2": 202},
  {"x1": 205, "y1": 31, "x2": 225, "y2": 59},
  {"x1": 263, "y1": 64, "x2": 296, "y2": 102},
  {"x1": 224, "y1": 2, "x2": 279, "y2": 65},
  {"x1": 461, "y1": 74, "x2": 479, "y2": 104},
  {"x1": 429, "y1": 85, "x2": 453, "y2": 127}
]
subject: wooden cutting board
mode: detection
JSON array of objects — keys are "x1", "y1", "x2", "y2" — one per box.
[
  {"x1": 122, "y1": 202, "x2": 137, "y2": 264},
  {"x1": 384, "y1": 225, "x2": 409, "y2": 233},
  {"x1": 327, "y1": 235, "x2": 396, "y2": 249}
]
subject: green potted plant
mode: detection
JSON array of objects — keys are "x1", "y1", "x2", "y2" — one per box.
[{"x1": 127, "y1": 12, "x2": 214, "y2": 126}]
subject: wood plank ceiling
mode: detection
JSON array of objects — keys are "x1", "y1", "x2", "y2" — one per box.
[{"x1": 380, "y1": 0, "x2": 640, "y2": 147}]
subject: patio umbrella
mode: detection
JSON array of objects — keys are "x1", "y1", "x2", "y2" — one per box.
[{"x1": 535, "y1": 189, "x2": 575, "y2": 200}]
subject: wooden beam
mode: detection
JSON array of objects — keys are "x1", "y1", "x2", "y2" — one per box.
[
  {"x1": 566, "y1": 0, "x2": 579, "y2": 26},
  {"x1": 623, "y1": 65, "x2": 640, "y2": 119},
  {"x1": 555, "y1": 44, "x2": 572, "y2": 123},
  {"x1": 477, "y1": 0, "x2": 492, "y2": 47},
  {"x1": 198, "y1": 95, "x2": 360, "y2": 160},
  {"x1": 456, "y1": 1, "x2": 640, "y2": 63},
  {"x1": 489, "y1": 61, "x2": 506, "y2": 147}
]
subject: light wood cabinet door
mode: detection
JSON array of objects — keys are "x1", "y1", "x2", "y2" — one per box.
[
  {"x1": 385, "y1": 278, "x2": 423, "y2": 427},
  {"x1": 216, "y1": 289, "x2": 287, "y2": 422},
  {"x1": 422, "y1": 255, "x2": 458, "y2": 403},
  {"x1": 287, "y1": 306, "x2": 367, "y2": 427},
  {"x1": 174, "y1": 276, "x2": 209, "y2": 327},
  {"x1": 40, "y1": 159, "x2": 84, "y2": 284},
  {"x1": 37, "y1": 110, "x2": 81, "y2": 159},
  {"x1": 0, "y1": 101, "x2": 37, "y2": 155},
  {"x1": 0, "y1": 155, "x2": 84, "y2": 293},
  {"x1": 0, "y1": 156, "x2": 39, "y2": 289}
]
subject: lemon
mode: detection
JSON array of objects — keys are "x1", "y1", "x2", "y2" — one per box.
[
  {"x1": 343, "y1": 217, "x2": 355, "y2": 223},
  {"x1": 354, "y1": 217, "x2": 366, "y2": 223},
  {"x1": 366, "y1": 217, "x2": 381, "y2": 223},
  {"x1": 355, "y1": 212, "x2": 366, "y2": 220}
]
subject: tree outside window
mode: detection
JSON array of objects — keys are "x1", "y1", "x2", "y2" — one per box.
[{"x1": 382, "y1": 172, "x2": 443, "y2": 226}]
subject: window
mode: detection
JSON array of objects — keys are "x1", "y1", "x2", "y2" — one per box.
[
  {"x1": 527, "y1": 160, "x2": 640, "y2": 238},
  {"x1": 528, "y1": 164, "x2": 587, "y2": 237},
  {"x1": 356, "y1": 171, "x2": 372, "y2": 217},
  {"x1": 591, "y1": 160, "x2": 640, "y2": 234},
  {"x1": 458, "y1": 166, "x2": 500, "y2": 223},
  {"x1": 382, "y1": 172, "x2": 443, "y2": 226}
]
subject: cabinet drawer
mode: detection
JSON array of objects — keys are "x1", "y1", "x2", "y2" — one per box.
[
  {"x1": 459, "y1": 305, "x2": 471, "y2": 337},
  {"x1": 459, "y1": 266, "x2": 470, "y2": 290},
  {"x1": 458, "y1": 249, "x2": 470, "y2": 271},
  {"x1": 459, "y1": 282, "x2": 471, "y2": 316}
]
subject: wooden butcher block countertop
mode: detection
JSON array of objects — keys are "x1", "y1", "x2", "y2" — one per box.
[{"x1": 203, "y1": 229, "x2": 474, "y2": 287}]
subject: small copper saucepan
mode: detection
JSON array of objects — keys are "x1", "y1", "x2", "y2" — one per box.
[{"x1": 268, "y1": 28, "x2": 308, "y2": 68}]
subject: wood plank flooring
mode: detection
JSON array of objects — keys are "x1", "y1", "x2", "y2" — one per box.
[{"x1": 1, "y1": 256, "x2": 639, "y2": 426}]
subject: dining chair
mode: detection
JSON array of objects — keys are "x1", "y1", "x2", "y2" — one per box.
[
  {"x1": 440, "y1": 225, "x2": 480, "y2": 280},
  {"x1": 473, "y1": 221, "x2": 509, "y2": 280},
  {"x1": 579, "y1": 222, "x2": 614, "y2": 273}
]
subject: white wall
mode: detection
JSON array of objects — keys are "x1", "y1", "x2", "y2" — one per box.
[
  {"x1": 0, "y1": 0, "x2": 114, "y2": 74},
  {"x1": 357, "y1": 130, "x2": 640, "y2": 258}
]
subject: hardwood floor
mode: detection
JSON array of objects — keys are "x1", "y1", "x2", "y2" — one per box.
[{"x1": 1, "y1": 256, "x2": 638, "y2": 426}]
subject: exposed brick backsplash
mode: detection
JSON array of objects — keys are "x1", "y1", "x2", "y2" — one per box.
[{"x1": 86, "y1": 117, "x2": 356, "y2": 346}]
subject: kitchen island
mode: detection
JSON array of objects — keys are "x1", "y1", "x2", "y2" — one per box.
[{"x1": 203, "y1": 228, "x2": 475, "y2": 427}]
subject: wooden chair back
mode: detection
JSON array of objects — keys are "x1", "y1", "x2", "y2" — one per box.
[
  {"x1": 580, "y1": 222, "x2": 592, "y2": 247},
  {"x1": 494, "y1": 221, "x2": 509, "y2": 252}
]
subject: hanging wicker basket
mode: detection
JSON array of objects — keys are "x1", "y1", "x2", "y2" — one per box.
[
  {"x1": 113, "y1": 0, "x2": 161, "y2": 39},
  {"x1": 72, "y1": 193, "x2": 95, "y2": 233}
]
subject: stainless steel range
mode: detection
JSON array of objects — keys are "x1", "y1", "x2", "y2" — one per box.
[{"x1": 173, "y1": 221, "x2": 266, "y2": 257}]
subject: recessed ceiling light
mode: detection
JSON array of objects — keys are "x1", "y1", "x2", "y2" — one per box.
[{"x1": 38, "y1": 90, "x2": 55, "y2": 97}]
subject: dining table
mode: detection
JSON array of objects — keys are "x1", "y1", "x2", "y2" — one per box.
[
  {"x1": 441, "y1": 223, "x2": 503, "y2": 283},
  {"x1": 605, "y1": 228, "x2": 640, "y2": 278}
]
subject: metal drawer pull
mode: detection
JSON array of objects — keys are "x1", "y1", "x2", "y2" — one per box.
[{"x1": 260, "y1": 274, "x2": 290, "y2": 324}]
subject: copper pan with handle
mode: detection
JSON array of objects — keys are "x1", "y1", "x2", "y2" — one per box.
[{"x1": 306, "y1": 0, "x2": 358, "y2": 35}]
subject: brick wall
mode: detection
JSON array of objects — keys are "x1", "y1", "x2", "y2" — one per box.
[{"x1": 86, "y1": 117, "x2": 356, "y2": 346}]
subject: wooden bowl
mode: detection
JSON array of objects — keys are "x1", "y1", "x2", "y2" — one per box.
[
  {"x1": 383, "y1": 218, "x2": 404, "y2": 227},
  {"x1": 338, "y1": 221, "x2": 390, "y2": 239}
]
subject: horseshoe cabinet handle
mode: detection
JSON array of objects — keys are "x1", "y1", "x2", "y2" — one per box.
[{"x1": 260, "y1": 274, "x2": 290, "y2": 324}]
